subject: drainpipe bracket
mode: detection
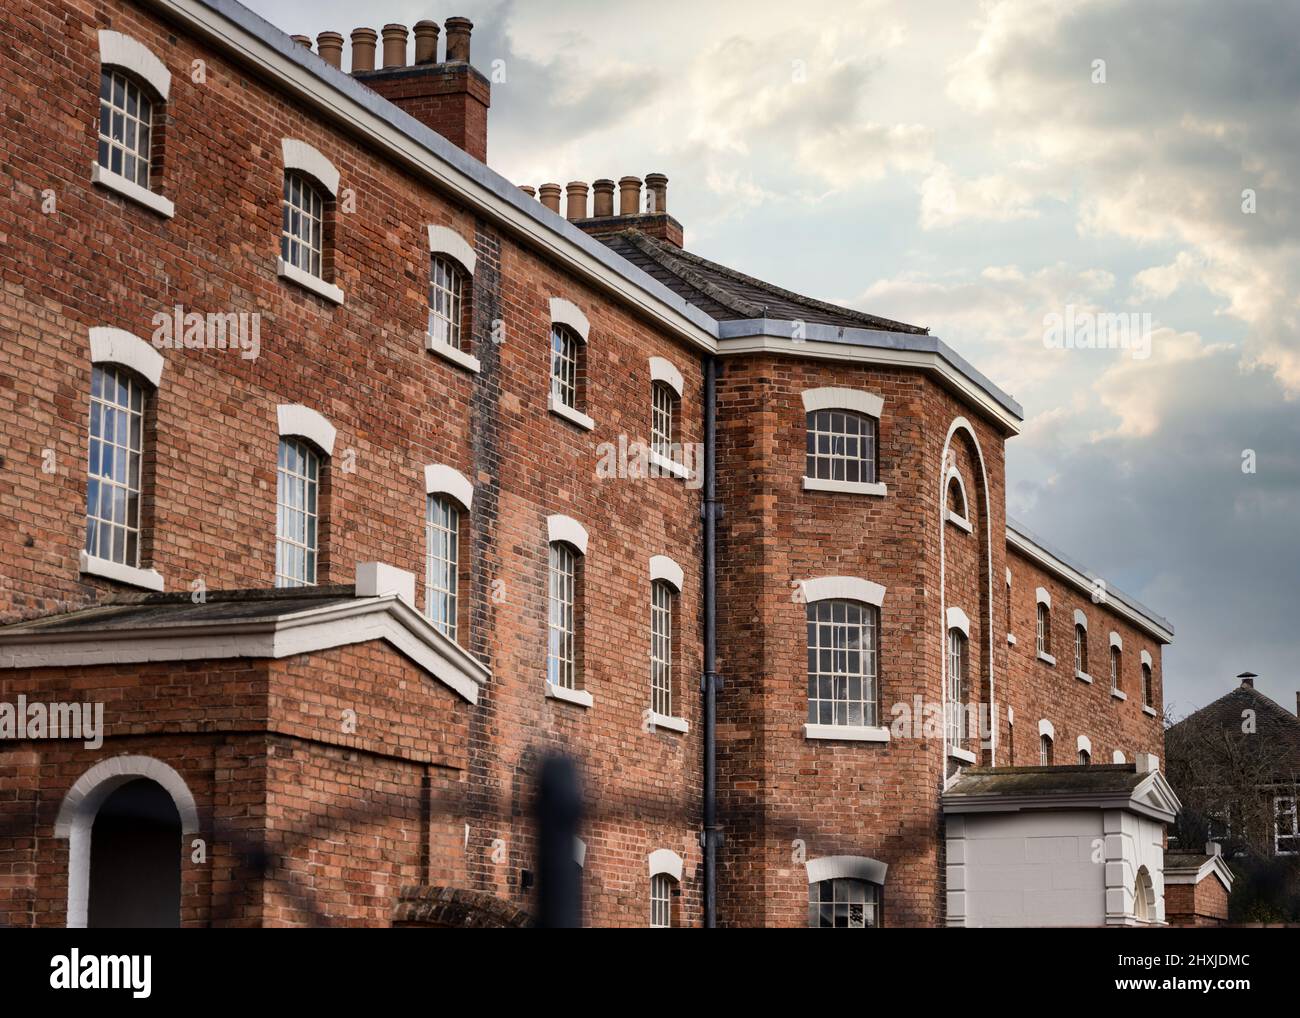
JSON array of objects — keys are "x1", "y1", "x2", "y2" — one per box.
[{"x1": 701, "y1": 671, "x2": 724, "y2": 692}]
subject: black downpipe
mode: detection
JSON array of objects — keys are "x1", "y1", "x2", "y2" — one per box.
[{"x1": 702, "y1": 356, "x2": 720, "y2": 928}]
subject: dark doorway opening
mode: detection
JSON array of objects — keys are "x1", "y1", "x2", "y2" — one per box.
[{"x1": 88, "y1": 778, "x2": 181, "y2": 928}]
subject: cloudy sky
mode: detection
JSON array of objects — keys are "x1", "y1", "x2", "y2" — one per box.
[{"x1": 246, "y1": 0, "x2": 1300, "y2": 716}]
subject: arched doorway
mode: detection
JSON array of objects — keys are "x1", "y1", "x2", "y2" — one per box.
[
  {"x1": 87, "y1": 778, "x2": 181, "y2": 927},
  {"x1": 55, "y1": 755, "x2": 199, "y2": 928}
]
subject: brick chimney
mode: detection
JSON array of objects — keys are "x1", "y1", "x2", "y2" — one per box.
[
  {"x1": 339, "y1": 19, "x2": 491, "y2": 163},
  {"x1": 522, "y1": 172, "x2": 684, "y2": 247}
]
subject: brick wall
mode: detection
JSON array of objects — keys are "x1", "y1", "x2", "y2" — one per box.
[{"x1": 0, "y1": 0, "x2": 703, "y2": 927}]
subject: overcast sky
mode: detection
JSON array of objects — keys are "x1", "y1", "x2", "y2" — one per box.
[{"x1": 244, "y1": 0, "x2": 1300, "y2": 717}]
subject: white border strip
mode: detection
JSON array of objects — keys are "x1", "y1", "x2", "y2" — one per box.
[
  {"x1": 801, "y1": 386, "x2": 884, "y2": 418},
  {"x1": 428, "y1": 224, "x2": 477, "y2": 275},
  {"x1": 99, "y1": 30, "x2": 172, "y2": 99},
  {"x1": 547, "y1": 514, "x2": 589, "y2": 555},
  {"x1": 281, "y1": 137, "x2": 339, "y2": 196},
  {"x1": 278, "y1": 403, "x2": 337, "y2": 455},
  {"x1": 89, "y1": 326, "x2": 164, "y2": 387},
  {"x1": 800, "y1": 576, "x2": 886, "y2": 607},
  {"x1": 425, "y1": 463, "x2": 474, "y2": 509},
  {"x1": 648, "y1": 356, "x2": 683, "y2": 397}
]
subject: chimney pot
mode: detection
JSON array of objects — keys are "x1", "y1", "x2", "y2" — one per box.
[
  {"x1": 316, "y1": 32, "x2": 344, "y2": 68},
  {"x1": 445, "y1": 16, "x2": 473, "y2": 62},
  {"x1": 413, "y1": 20, "x2": 441, "y2": 64},
  {"x1": 519, "y1": 185, "x2": 536, "y2": 198},
  {"x1": 565, "y1": 181, "x2": 589, "y2": 221},
  {"x1": 538, "y1": 183, "x2": 562, "y2": 214},
  {"x1": 381, "y1": 24, "x2": 409, "y2": 68},
  {"x1": 592, "y1": 179, "x2": 615, "y2": 217},
  {"x1": 350, "y1": 27, "x2": 378, "y2": 72},
  {"x1": 645, "y1": 172, "x2": 668, "y2": 213},
  {"x1": 291, "y1": 34, "x2": 313, "y2": 50},
  {"x1": 618, "y1": 176, "x2": 642, "y2": 216},
  {"x1": 1238, "y1": 671, "x2": 1257, "y2": 689}
]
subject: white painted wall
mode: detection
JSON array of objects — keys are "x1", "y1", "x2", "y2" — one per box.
[{"x1": 948, "y1": 811, "x2": 1106, "y2": 927}]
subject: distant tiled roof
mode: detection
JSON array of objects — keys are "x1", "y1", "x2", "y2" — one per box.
[
  {"x1": 1167, "y1": 682, "x2": 1300, "y2": 778},
  {"x1": 598, "y1": 230, "x2": 928, "y2": 334}
]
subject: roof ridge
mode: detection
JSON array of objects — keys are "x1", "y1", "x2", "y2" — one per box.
[{"x1": 631, "y1": 232, "x2": 928, "y2": 335}]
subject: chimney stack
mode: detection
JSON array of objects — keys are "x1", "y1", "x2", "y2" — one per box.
[
  {"x1": 645, "y1": 172, "x2": 668, "y2": 214},
  {"x1": 381, "y1": 24, "x2": 409, "y2": 68},
  {"x1": 592, "y1": 179, "x2": 615, "y2": 218},
  {"x1": 565, "y1": 182, "x2": 589, "y2": 221},
  {"x1": 1238, "y1": 671, "x2": 1257, "y2": 689},
  {"x1": 543, "y1": 172, "x2": 684, "y2": 246},
  {"x1": 445, "y1": 17, "x2": 473, "y2": 62},
  {"x1": 351, "y1": 27, "x2": 378, "y2": 72},
  {"x1": 316, "y1": 32, "x2": 344, "y2": 68},
  {"x1": 538, "y1": 183, "x2": 562, "y2": 214},
  {"x1": 345, "y1": 18, "x2": 491, "y2": 163},
  {"x1": 618, "y1": 176, "x2": 642, "y2": 216},
  {"x1": 413, "y1": 21, "x2": 440, "y2": 64}
]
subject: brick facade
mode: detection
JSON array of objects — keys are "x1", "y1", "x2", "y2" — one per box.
[{"x1": 0, "y1": 0, "x2": 1172, "y2": 927}]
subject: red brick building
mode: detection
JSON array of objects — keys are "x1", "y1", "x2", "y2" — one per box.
[{"x1": 0, "y1": 0, "x2": 1177, "y2": 927}]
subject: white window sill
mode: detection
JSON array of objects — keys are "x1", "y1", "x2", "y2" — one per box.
[
  {"x1": 548, "y1": 394, "x2": 595, "y2": 432},
  {"x1": 1142, "y1": 704, "x2": 1157, "y2": 717},
  {"x1": 546, "y1": 682, "x2": 593, "y2": 708},
  {"x1": 649, "y1": 449, "x2": 691, "y2": 480},
  {"x1": 1007, "y1": 632, "x2": 1016, "y2": 646},
  {"x1": 277, "y1": 258, "x2": 345, "y2": 305},
  {"x1": 79, "y1": 550, "x2": 164, "y2": 591},
  {"x1": 425, "y1": 333, "x2": 480, "y2": 373},
  {"x1": 949, "y1": 746, "x2": 977, "y2": 764},
  {"x1": 803, "y1": 723, "x2": 890, "y2": 743},
  {"x1": 946, "y1": 511, "x2": 972, "y2": 534},
  {"x1": 1075, "y1": 670, "x2": 1093, "y2": 684},
  {"x1": 1111, "y1": 688, "x2": 1128, "y2": 701},
  {"x1": 648, "y1": 711, "x2": 689, "y2": 734},
  {"x1": 802, "y1": 476, "x2": 887, "y2": 497},
  {"x1": 1037, "y1": 651, "x2": 1056, "y2": 667},
  {"x1": 91, "y1": 162, "x2": 175, "y2": 218}
]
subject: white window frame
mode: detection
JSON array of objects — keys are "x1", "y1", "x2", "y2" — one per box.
[
  {"x1": 426, "y1": 226, "x2": 479, "y2": 372},
  {"x1": 80, "y1": 329, "x2": 165, "y2": 591},
  {"x1": 275, "y1": 404, "x2": 335, "y2": 589},
  {"x1": 802, "y1": 578, "x2": 887, "y2": 742},
  {"x1": 647, "y1": 555, "x2": 687, "y2": 732},
  {"x1": 648, "y1": 848, "x2": 683, "y2": 927},
  {"x1": 545, "y1": 514, "x2": 591, "y2": 707},
  {"x1": 276, "y1": 436, "x2": 322, "y2": 588},
  {"x1": 93, "y1": 31, "x2": 173, "y2": 217},
  {"x1": 801, "y1": 388, "x2": 886, "y2": 497},
  {"x1": 278, "y1": 139, "x2": 343, "y2": 304},
  {"x1": 944, "y1": 467, "x2": 971, "y2": 532},
  {"x1": 1035, "y1": 594, "x2": 1054, "y2": 665},
  {"x1": 548, "y1": 298, "x2": 594, "y2": 430},
  {"x1": 805, "y1": 856, "x2": 887, "y2": 929},
  {"x1": 425, "y1": 495, "x2": 460, "y2": 641},
  {"x1": 1275, "y1": 796, "x2": 1299, "y2": 856}
]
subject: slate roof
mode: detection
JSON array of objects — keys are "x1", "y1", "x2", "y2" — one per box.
[
  {"x1": 598, "y1": 230, "x2": 929, "y2": 334},
  {"x1": 945, "y1": 764, "x2": 1146, "y2": 798},
  {"x1": 0, "y1": 586, "x2": 357, "y2": 634},
  {"x1": 1167, "y1": 681, "x2": 1300, "y2": 778}
]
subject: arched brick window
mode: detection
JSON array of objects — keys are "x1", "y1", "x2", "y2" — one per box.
[{"x1": 93, "y1": 31, "x2": 173, "y2": 216}]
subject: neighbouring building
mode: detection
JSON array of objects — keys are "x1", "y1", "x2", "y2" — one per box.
[
  {"x1": 1167, "y1": 675, "x2": 1300, "y2": 865},
  {"x1": 0, "y1": 0, "x2": 1177, "y2": 927}
]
